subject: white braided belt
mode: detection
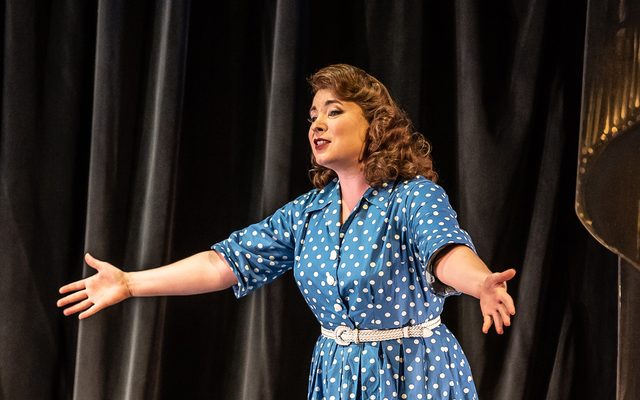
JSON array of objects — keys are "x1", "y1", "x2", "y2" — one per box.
[{"x1": 321, "y1": 316, "x2": 441, "y2": 346}]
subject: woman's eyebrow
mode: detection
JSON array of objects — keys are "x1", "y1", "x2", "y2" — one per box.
[
  {"x1": 324, "y1": 99, "x2": 342, "y2": 106},
  {"x1": 309, "y1": 99, "x2": 343, "y2": 113}
]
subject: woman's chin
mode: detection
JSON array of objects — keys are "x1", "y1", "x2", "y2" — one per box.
[{"x1": 313, "y1": 156, "x2": 332, "y2": 169}]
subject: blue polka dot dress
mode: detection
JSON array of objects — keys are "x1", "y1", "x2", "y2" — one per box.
[{"x1": 212, "y1": 177, "x2": 479, "y2": 399}]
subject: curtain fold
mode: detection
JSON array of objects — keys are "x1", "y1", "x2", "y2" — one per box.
[
  {"x1": 1, "y1": 1, "x2": 95, "y2": 398},
  {"x1": 0, "y1": 1, "x2": 618, "y2": 399},
  {"x1": 227, "y1": 1, "x2": 302, "y2": 399},
  {"x1": 452, "y1": 1, "x2": 548, "y2": 392},
  {"x1": 73, "y1": 1, "x2": 189, "y2": 399},
  {"x1": 363, "y1": 1, "x2": 424, "y2": 119}
]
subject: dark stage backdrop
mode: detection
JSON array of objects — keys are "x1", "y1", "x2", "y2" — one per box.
[{"x1": 0, "y1": 1, "x2": 618, "y2": 399}]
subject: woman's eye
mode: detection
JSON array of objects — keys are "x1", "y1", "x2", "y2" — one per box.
[
  {"x1": 307, "y1": 116, "x2": 317, "y2": 123},
  {"x1": 328, "y1": 109, "x2": 343, "y2": 117}
]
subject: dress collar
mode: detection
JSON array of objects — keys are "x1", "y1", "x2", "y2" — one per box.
[
  {"x1": 304, "y1": 178, "x2": 397, "y2": 213},
  {"x1": 362, "y1": 180, "x2": 397, "y2": 210},
  {"x1": 303, "y1": 179, "x2": 339, "y2": 213}
]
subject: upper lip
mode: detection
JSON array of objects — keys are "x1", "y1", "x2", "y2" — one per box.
[{"x1": 313, "y1": 138, "x2": 331, "y2": 145}]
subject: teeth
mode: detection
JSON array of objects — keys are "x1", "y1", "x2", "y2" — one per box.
[{"x1": 316, "y1": 139, "x2": 329, "y2": 145}]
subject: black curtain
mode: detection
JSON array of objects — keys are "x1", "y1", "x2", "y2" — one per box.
[{"x1": 0, "y1": 1, "x2": 617, "y2": 399}]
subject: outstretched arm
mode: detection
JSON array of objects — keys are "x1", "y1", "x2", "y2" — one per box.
[
  {"x1": 433, "y1": 245, "x2": 516, "y2": 334},
  {"x1": 57, "y1": 251, "x2": 238, "y2": 319}
]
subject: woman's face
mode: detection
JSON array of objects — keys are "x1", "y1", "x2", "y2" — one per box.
[{"x1": 308, "y1": 89, "x2": 369, "y2": 175}]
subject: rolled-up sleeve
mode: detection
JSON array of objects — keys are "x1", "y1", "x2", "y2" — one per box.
[
  {"x1": 212, "y1": 201, "x2": 299, "y2": 298},
  {"x1": 409, "y1": 182, "x2": 476, "y2": 297}
]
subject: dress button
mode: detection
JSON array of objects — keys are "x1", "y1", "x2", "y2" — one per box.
[
  {"x1": 326, "y1": 273, "x2": 336, "y2": 286},
  {"x1": 329, "y1": 250, "x2": 337, "y2": 260}
]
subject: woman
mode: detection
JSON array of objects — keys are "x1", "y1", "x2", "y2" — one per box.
[{"x1": 58, "y1": 64, "x2": 516, "y2": 399}]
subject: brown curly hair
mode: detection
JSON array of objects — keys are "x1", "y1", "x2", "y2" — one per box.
[{"x1": 307, "y1": 64, "x2": 437, "y2": 189}]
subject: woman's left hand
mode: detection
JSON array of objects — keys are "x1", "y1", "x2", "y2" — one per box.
[{"x1": 479, "y1": 269, "x2": 517, "y2": 334}]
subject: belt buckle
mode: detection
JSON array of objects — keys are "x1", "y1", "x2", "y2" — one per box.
[
  {"x1": 421, "y1": 326, "x2": 434, "y2": 338},
  {"x1": 334, "y1": 325, "x2": 351, "y2": 346}
]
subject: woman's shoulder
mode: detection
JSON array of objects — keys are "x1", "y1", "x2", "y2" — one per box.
[
  {"x1": 286, "y1": 179, "x2": 338, "y2": 212},
  {"x1": 393, "y1": 175, "x2": 446, "y2": 196}
]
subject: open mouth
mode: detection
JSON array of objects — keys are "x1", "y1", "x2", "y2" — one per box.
[{"x1": 314, "y1": 138, "x2": 331, "y2": 146}]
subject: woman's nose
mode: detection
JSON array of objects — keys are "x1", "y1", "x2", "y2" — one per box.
[{"x1": 312, "y1": 116, "x2": 326, "y2": 133}]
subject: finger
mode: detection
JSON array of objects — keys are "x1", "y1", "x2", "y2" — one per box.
[
  {"x1": 487, "y1": 269, "x2": 516, "y2": 286},
  {"x1": 497, "y1": 268, "x2": 516, "y2": 283},
  {"x1": 57, "y1": 290, "x2": 88, "y2": 307},
  {"x1": 482, "y1": 315, "x2": 493, "y2": 334},
  {"x1": 59, "y1": 279, "x2": 86, "y2": 294},
  {"x1": 79, "y1": 302, "x2": 107, "y2": 320},
  {"x1": 63, "y1": 298, "x2": 93, "y2": 316},
  {"x1": 492, "y1": 311, "x2": 504, "y2": 334},
  {"x1": 500, "y1": 293, "x2": 516, "y2": 315},
  {"x1": 84, "y1": 253, "x2": 104, "y2": 271},
  {"x1": 497, "y1": 306, "x2": 511, "y2": 327}
]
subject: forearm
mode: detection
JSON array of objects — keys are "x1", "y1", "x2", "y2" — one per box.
[
  {"x1": 433, "y1": 245, "x2": 492, "y2": 299},
  {"x1": 126, "y1": 250, "x2": 237, "y2": 297}
]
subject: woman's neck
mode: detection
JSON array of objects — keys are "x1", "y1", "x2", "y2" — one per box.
[{"x1": 337, "y1": 171, "x2": 370, "y2": 223}]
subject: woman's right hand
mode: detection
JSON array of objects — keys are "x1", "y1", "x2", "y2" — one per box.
[{"x1": 57, "y1": 253, "x2": 132, "y2": 319}]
